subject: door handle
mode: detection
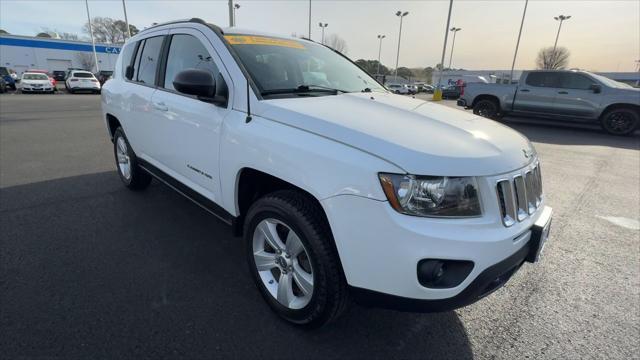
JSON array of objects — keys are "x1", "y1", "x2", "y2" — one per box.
[
  {"x1": 519, "y1": 89, "x2": 530, "y2": 92},
  {"x1": 153, "y1": 102, "x2": 168, "y2": 111},
  {"x1": 558, "y1": 91, "x2": 568, "y2": 94}
]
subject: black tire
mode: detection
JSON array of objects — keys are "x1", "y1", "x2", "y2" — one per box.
[
  {"x1": 69, "y1": 89, "x2": 75, "y2": 94},
  {"x1": 113, "y1": 127, "x2": 152, "y2": 190},
  {"x1": 244, "y1": 190, "x2": 349, "y2": 327},
  {"x1": 600, "y1": 107, "x2": 639, "y2": 136},
  {"x1": 473, "y1": 98, "x2": 501, "y2": 120}
]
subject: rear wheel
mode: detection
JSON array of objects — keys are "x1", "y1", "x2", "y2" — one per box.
[
  {"x1": 600, "y1": 107, "x2": 639, "y2": 136},
  {"x1": 113, "y1": 127, "x2": 152, "y2": 190},
  {"x1": 473, "y1": 98, "x2": 501, "y2": 120},
  {"x1": 244, "y1": 190, "x2": 348, "y2": 327}
]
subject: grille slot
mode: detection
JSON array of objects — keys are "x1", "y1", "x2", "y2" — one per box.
[
  {"x1": 496, "y1": 163, "x2": 543, "y2": 226},
  {"x1": 496, "y1": 180, "x2": 516, "y2": 227}
]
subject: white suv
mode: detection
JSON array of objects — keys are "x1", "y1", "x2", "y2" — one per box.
[{"x1": 101, "y1": 18, "x2": 552, "y2": 327}]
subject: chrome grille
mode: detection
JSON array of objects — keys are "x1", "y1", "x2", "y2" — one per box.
[{"x1": 497, "y1": 163, "x2": 543, "y2": 226}]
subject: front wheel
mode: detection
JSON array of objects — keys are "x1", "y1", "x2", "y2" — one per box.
[
  {"x1": 600, "y1": 107, "x2": 639, "y2": 136},
  {"x1": 244, "y1": 190, "x2": 348, "y2": 327},
  {"x1": 113, "y1": 127, "x2": 152, "y2": 190},
  {"x1": 473, "y1": 99, "x2": 501, "y2": 120}
]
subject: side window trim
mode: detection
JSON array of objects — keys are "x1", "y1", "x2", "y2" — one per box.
[
  {"x1": 156, "y1": 35, "x2": 172, "y2": 88},
  {"x1": 133, "y1": 39, "x2": 146, "y2": 82}
]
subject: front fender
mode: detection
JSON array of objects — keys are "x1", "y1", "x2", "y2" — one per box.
[{"x1": 219, "y1": 111, "x2": 403, "y2": 216}]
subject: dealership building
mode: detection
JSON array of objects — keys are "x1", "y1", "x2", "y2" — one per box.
[{"x1": 0, "y1": 34, "x2": 121, "y2": 74}]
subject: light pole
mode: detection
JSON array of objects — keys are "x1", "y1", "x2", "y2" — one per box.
[
  {"x1": 447, "y1": 27, "x2": 461, "y2": 70},
  {"x1": 318, "y1": 22, "x2": 328, "y2": 44},
  {"x1": 552, "y1": 15, "x2": 571, "y2": 58},
  {"x1": 376, "y1": 34, "x2": 386, "y2": 76},
  {"x1": 84, "y1": 0, "x2": 99, "y2": 72},
  {"x1": 228, "y1": 0, "x2": 234, "y2": 27},
  {"x1": 434, "y1": 0, "x2": 453, "y2": 100},
  {"x1": 509, "y1": 0, "x2": 528, "y2": 84},
  {"x1": 233, "y1": 3, "x2": 240, "y2": 27},
  {"x1": 308, "y1": 0, "x2": 312, "y2": 39},
  {"x1": 122, "y1": 0, "x2": 131, "y2": 39},
  {"x1": 394, "y1": 11, "x2": 409, "y2": 81}
]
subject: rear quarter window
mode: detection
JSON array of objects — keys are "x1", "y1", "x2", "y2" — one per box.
[{"x1": 119, "y1": 42, "x2": 137, "y2": 79}]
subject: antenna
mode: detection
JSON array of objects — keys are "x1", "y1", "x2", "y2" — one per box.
[{"x1": 245, "y1": 78, "x2": 252, "y2": 123}]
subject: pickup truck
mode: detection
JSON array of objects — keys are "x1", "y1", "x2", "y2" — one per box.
[
  {"x1": 102, "y1": 18, "x2": 552, "y2": 327},
  {"x1": 457, "y1": 70, "x2": 640, "y2": 135}
]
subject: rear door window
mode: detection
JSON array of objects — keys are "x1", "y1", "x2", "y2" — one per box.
[
  {"x1": 525, "y1": 72, "x2": 561, "y2": 88},
  {"x1": 136, "y1": 36, "x2": 165, "y2": 85}
]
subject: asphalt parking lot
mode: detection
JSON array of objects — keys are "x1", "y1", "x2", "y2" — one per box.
[{"x1": 1, "y1": 93, "x2": 639, "y2": 359}]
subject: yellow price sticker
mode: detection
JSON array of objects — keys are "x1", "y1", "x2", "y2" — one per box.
[{"x1": 224, "y1": 35, "x2": 305, "y2": 49}]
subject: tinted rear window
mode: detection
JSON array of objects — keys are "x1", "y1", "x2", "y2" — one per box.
[
  {"x1": 73, "y1": 72, "x2": 93, "y2": 78},
  {"x1": 136, "y1": 36, "x2": 164, "y2": 85},
  {"x1": 525, "y1": 72, "x2": 561, "y2": 88}
]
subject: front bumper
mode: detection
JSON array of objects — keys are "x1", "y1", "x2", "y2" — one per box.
[
  {"x1": 321, "y1": 193, "x2": 551, "y2": 311},
  {"x1": 22, "y1": 87, "x2": 54, "y2": 92}
]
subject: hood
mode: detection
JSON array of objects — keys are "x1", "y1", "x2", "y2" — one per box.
[
  {"x1": 258, "y1": 92, "x2": 535, "y2": 176},
  {"x1": 22, "y1": 79, "x2": 51, "y2": 85}
]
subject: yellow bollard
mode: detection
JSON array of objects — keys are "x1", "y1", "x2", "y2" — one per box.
[{"x1": 432, "y1": 88, "x2": 442, "y2": 101}]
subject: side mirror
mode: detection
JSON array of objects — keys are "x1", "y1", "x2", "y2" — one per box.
[
  {"x1": 125, "y1": 65, "x2": 134, "y2": 80},
  {"x1": 173, "y1": 69, "x2": 226, "y2": 106},
  {"x1": 590, "y1": 84, "x2": 601, "y2": 94}
]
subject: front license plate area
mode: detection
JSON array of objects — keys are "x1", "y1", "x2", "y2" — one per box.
[{"x1": 526, "y1": 206, "x2": 552, "y2": 263}]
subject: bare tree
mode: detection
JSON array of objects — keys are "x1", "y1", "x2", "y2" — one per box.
[
  {"x1": 83, "y1": 17, "x2": 138, "y2": 44},
  {"x1": 0, "y1": 29, "x2": 9, "y2": 34},
  {"x1": 325, "y1": 34, "x2": 348, "y2": 54},
  {"x1": 77, "y1": 52, "x2": 95, "y2": 71},
  {"x1": 536, "y1": 46, "x2": 570, "y2": 70}
]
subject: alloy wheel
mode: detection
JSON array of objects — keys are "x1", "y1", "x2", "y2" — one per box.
[
  {"x1": 252, "y1": 218, "x2": 314, "y2": 309},
  {"x1": 116, "y1": 136, "x2": 131, "y2": 180}
]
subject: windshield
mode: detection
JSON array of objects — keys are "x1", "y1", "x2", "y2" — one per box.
[
  {"x1": 225, "y1": 34, "x2": 385, "y2": 96},
  {"x1": 73, "y1": 72, "x2": 94, "y2": 78},
  {"x1": 23, "y1": 73, "x2": 49, "y2": 80},
  {"x1": 590, "y1": 73, "x2": 634, "y2": 89}
]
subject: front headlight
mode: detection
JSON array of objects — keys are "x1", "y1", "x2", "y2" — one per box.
[{"x1": 378, "y1": 173, "x2": 481, "y2": 217}]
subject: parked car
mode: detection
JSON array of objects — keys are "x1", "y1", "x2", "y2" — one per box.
[
  {"x1": 102, "y1": 18, "x2": 552, "y2": 327},
  {"x1": 386, "y1": 83, "x2": 409, "y2": 94},
  {"x1": 458, "y1": 69, "x2": 640, "y2": 135},
  {"x1": 422, "y1": 84, "x2": 435, "y2": 94},
  {"x1": 440, "y1": 85, "x2": 462, "y2": 99},
  {"x1": 27, "y1": 69, "x2": 57, "y2": 90},
  {"x1": 65, "y1": 70, "x2": 101, "y2": 94},
  {"x1": 52, "y1": 70, "x2": 67, "y2": 82},
  {"x1": 0, "y1": 77, "x2": 6, "y2": 93},
  {"x1": 406, "y1": 84, "x2": 418, "y2": 95},
  {"x1": 94, "y1": 70, "x2": 114, "y2": 85},
  {"x1": 20, "y1": 72, "x2": 55, "y2": 93},
  {"x1": 0, "y1": 66, "x2": 17, "y2": 90}
]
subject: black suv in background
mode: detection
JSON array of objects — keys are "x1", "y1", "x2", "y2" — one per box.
[{"x1": 52, "y1": 71, "x2": 67, "y2": 81}]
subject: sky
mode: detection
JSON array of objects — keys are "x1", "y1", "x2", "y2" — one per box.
[{"x1": 0, "y1": 0, "x2": 638, "y2": 72}]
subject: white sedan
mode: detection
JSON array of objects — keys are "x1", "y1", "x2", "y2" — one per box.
[
  {"x1": 386, "y1": 83, "x2": 409, "y2": 94},
  {"x1": 20, "y1": 73, "x2": 55, "y2": 94},
  {"x1": 65, "y1": 70, "x2": 101, "y2": 94}
]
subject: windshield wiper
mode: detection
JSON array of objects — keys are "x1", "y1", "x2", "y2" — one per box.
[{"x1": 261, "y1": 84, "x2": 348, "y2": 97}]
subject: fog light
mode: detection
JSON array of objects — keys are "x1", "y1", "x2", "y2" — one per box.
[{"x1": 417, "y1": 259, "x2": 474, "y2": 289}]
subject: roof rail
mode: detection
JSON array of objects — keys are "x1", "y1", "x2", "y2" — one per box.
[{"x1": 142, "y1": 17, "x2": 211, "y2": 33}]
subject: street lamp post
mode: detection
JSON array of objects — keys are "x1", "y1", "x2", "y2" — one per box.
[
  {"x1": 228, "y1": 0, "x2": 234, "y2": 27},
  {"x1": 434, "y1": 0, "x2": 453, "y2": 100},
  {"x1": 552, "y1": 14, "x2": 571, "y2": 64},
  {"x1": 394, "y1": 11, "x2": 409, "y2": 81},
  {"x1": 509, "y1": 0, "x2": 528, "y2": 84},
  {"x1": 376, "y1": 34, "x2": 386, "y2": 76},
  {"x1": 308, "y1": 0, "x2": 312, "y2": 39},
  {"x1": 447, "y1": 27, "x2": 461, "y2": 70},
  {"x1": 233, "y1": 3, "x2": 241, "y2": 27},
  {"x1": 319, "y1": 22, "x2": 328, "y2": 44},
  {"x1": 84, "y1": 0, "x2": 99, "y2": 72},
  {"x1": 122, "y1": 0, "x2": 131, "y2": 39}
]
